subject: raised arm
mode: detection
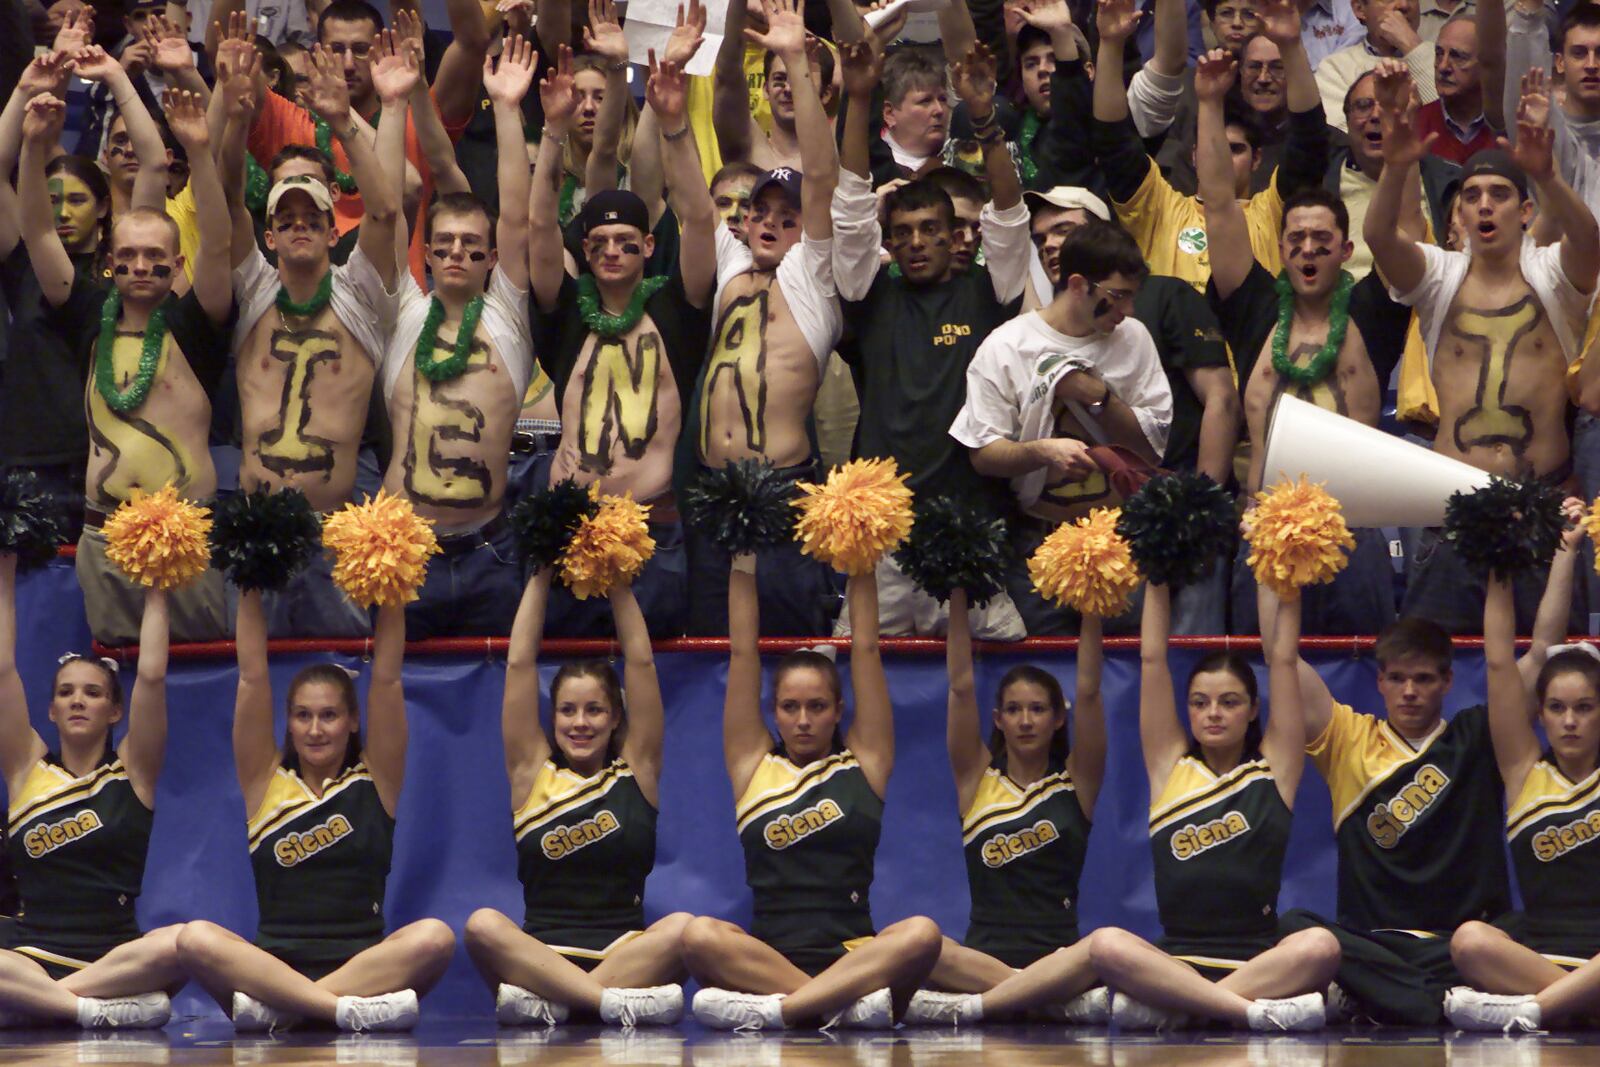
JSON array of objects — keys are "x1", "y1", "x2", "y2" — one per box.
[
  {"x1": 1072, "y1": 613, "x2": 1107, "y2": 818},
  {"x1": 952, "y1": 42, "x2": 1019, "y2": 213},
  {"x1": 395, "y1": 12, "x2": 470, "y2": 194},
  {"x1": 1092, "y1": 0, "x2": 1138, "y2": 125},
  {"x1": 750, "y1": 0, "x2": 836, "y2": 237},
  {"x1": 946, "y1": 589, "x2": 990, "y2": 813},
  {"x1": 530, "y1": 45, "x2": 578, "y2": 312},
  {"x1": 363, "y1": 604, "x2": 408, "y2": 817},
  {"x1": 1195, "y1": 49, "x2": 1251, "y2": 301},
  {"x1": 713, "y1": 0, "x2": 756, "y2": 163},
  {"x1": 581, "y1": 0, "x2": 633, "y2": 194},
  {"x1": 433, "y1": 0, "x2": 494, "y2": 123},
  {"x1": 0, "y1": 54, "x2": 74, "y2": 263},
  {"x1": 1138, "y1": 583, "x2": 1190, "y2": 794},
  {"x1": 838, "y1": 38, "x2": 878, "y2": 181},
  {"x1": 233, "y1": 590, "x2": 281, "y2": 818},
  {"x1": 1263, "y1": 0, "x2": 1326, "y2": 199},
  {"x1": 119, "y1": 589, "x2": 169, "y2": 807},
  {"x1": 614, "y1": 583, "x2": 665, "y2": 804},
  {"x1": 163, "y1": 89, "x2": 233, "y2": 321},
  {"x1": 647, "y1": 51, "x2": 718, "y2": 307},
  {"x1": 1510, "y1": 70, "x2": 1600, "y2": 295},
  {"x1": 72, "y1": 46, "x2": 169, "y2": 210},
  {"x1": 843, "y1": 570, "x2": 893, "y2": 797},
  {"x1": 1365, "y1": 62, "x2": 1432, "y2": 299},
  {"x1": 831, "y1": 38, "x2": 883, "y2": 301},
  {"x1": 1485, "y1": 573, "x2": 1541, "y2": 800},
  {"x1": 1478, "y1": 0, "x2": 1508, "y2": 130},
  {"x1": 147, "y1": 13, "x2": 211, "y2": 102},
  {"x1": 215, "y1": 37, "x2": 263, "y2": 270},
  {"x1": 486, "y1": 34, "x2": 537, "y2": 291},
  {"x1": 313, "y1": 40, "x2": 403, "y2": 287},
  {"x1": 536, "y1": 0, "x2": 574, "y2": 58},
  {"x1": 725, "y1": 555, "x2": 774, "y2": 798},
  {"x1": 0, "y1": 556, "x2": 47, "y2": 795},
  {"x1": 1262, "y1": 592, "x2": 1306, "y2": 804},
  {"x1": 1519, "y1": 498, "x2": 1585, "y2": 693},
  {"x1": 937, "y1": 0, "x2": 978, "y2": 68},
  {"x1": 16, "y1": 94, "x2": 75, "y2": 307},
  {"x1": 503, "y1": 570, "x2": 555, "y2": 809}
]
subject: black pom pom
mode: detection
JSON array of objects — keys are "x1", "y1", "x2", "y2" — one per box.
[
  {"x1": 682, "y1": 459, "x2": 798, "y2": 556},
  {"x1": 894, "y1": 495, "x2": 1012, "y2": 607},
  {"x1": 0, "y1": 470, "x2": 68, "y2": 571},
  {"x1": 1444, "y1": 478, "x2": 1566, "y2": 579},
  {"x1": 511, "y1": 478, "x2": 600, "y2": 569},
  {"x1": 1116, "y1": 471, "x2": 1236, "y2": 588},
  {"x1": 209, "y1": 488, "x2": 322, "y2": 591}
]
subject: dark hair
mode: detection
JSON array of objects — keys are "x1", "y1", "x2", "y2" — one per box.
[
  {"x1": 1281, "y1": 186, "x2": 1351, "y2": 241},
  {"x1": 48, "y1": 654, "x2": 122, "y2": 769},
  {"x1": 1374, "y1": 617, "x2": 1454, "y2": 674},
  {"x1": 924, "y1": 165, "x2": 986, "y2": 208},
  {"x1": 45, "y1": 155, "x2": 112, "y2": 256},
  {"x1": 772, "y1": 650, "x2": 846, "y2": 755},
  {"x1": 883, "y1": 178, "x2": 956, "y2": 227},
  {"x1": 711, "y1": 160, "x2": 765, "y2": 191},
  {"x1": 882, "y1": 48, "x2": 945, "y2": 108},
  {"x1": 1343, "y1": 69, "x2": 1378, "y2": 117},
  {"x1": 1054, "y1": 217, "x2": 1148, "y2": 292},
  {"x1": 281, "y1": 664, "x2": 363, "y2": 774},
  {"x1": 261, "y1": 50, "x2": 297, "y2": 102},
  {"x1": 1185, "y1": 652, "x2": 1263, "y2": 758},
  {"x1": 1016, "y1": 24, "x2": 1054, "y2": 62},
  {"x1": 425, "y1": 190, "x2": 495, "y2": 248},
  {"x1": 318, "y1": 0, "x2": 385, "y2": 39},
  {"x1": 1535, "y1": 649, "x2": 1600, "y2": 707},
  {"x1": 1559, "y1": 2, "x2": 1600, "y2": 50},
  {"x1": 270, "y1": 144, "x2": 337, "y2": 184},
  {"x1": 548, "y1": 660, "x2": 629, "y2": 765},
  {"x1": 987, "y1": 665, "x2": 1071, "y2": 769},
  {"x1": 1222, "y1": 98, "x2": 1262, "y2": 150},
  {"x1": 762, "y1": 41, "x2": 837, "y2": 90}
]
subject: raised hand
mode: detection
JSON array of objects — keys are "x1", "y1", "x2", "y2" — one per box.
[
  {"x1": 163, "y1": 88, "x2": 209, "y2": 150},
  {"x1": 392, "y1": 6, "x2": 428, "y2": 71},
  {"x1": 1003, "y1": 0, "x2": 1030, "y2": 38},
  {"x1": 1371, "y1": 57, "x2": 1412, "y2": 117},
  {"x1": 1193, "y1": 47, "x2": 1237, "y2": 102},
  {"x1": 583, "y1": 0, "x2": 631, "y2": 63},
  {"x1": 746, "y1": 0, "x2": 806, "y2": 58},
  {"x1": 497, "y1": 0, "x2": 536, "y2": 35},
  {"x1": 664, "y1": 0, "x2": 708, "y2": 68},
  {"x1": 1255, "y1": 0, "x2": 1301, "y2": 47},
  {"x1": 1373, "y1": 61, "x2": 1433, "y2": 167},
  {"x1": 70, "y1": 45, "x2": 124, "y2": 84},
  {"x1": 18, "y1": 52, "x2": 74, "y2": 99},
  {"x1": 1017, "y1": 0, "x2": 1075, "y2": 34},
  {"x1": 1506, "y1": 71, "x2": 1555, "y2": 183},
  {"x1": 51, "y1": 7, "x2": 94, "y2": 55},
  {"x1": 371, "y1": 29, "x2": 422, "y2": 104},
  {"x1": 539, "y1": 44, "x2": 580, "y2": 131},
  {"x1": 305, "y1": 44, "x2": 353, "y2": 129},
  {"x1": 119, "y1": 37, "x2": 154, "y2": 77},
  {"x1": 22, "y1": 94, "x2": 67, "y2": 146},
  {"x1": 1096, "y1": 0, "x2": 1142, "y2": 44},
  {"x1": 484, "y1": 33, "x2": 537, "y2": 106},
  {"x1": 839, "y1": 38, "x2": 882, "y2": 99},
  {"x1": 950, "y1": 42, "x2": 999, "y2": 116},
  {"x1": 645, "y1": 48, "x2": 689, "y2": 126},
  {"x1": 217, "y1": 39, "x2": 262, "y2": 121},
  {"x1": 863, "y1": 0, "x2": 911, "y2": 46},
  {"x1": 147, "y1": 14, "x2": 195, "y2": 73},
  {"x1": 1517, "y1": 66, "x2": 1551, "y2": 133}
]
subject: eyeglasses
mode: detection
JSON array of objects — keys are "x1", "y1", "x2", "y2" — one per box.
[{"x1": 1090, "y1": 281, "x2": 1137, "y2": 307}]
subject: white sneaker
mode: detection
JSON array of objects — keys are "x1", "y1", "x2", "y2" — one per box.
[
  {"x1": 903, "y1": 989, "x2": 981, "y2": 1026},
  {"x1": 335, "y1": 990, "x2": 420, "y2": 1032},
  {"x1": 598, "y1": 985, "x2": 684, "y2": 1027},
  {"x1": 829, "y1": 987, "x2": 893, "y2": 1030},
  {"x1": 1111, "y1": 991, "x2": 1190, "y2": 1031},
  {"x1": 76, "y1": 992, "x2": 171, "y2": 1030},
  {"x1": 495, "y1": 983, "x2": 569, "y2": 1026},
  {"x1": 1444, "y1": 987, "x2": 1543, "y2": 1033},
  {"x1": 692, "y1": 988, "x2": 787, "y2": 1031},
  {"x1": 232, "y1": 991, "x2": 303, "y2": 1032},
  {"x1": 1246, "y1": 992, "x2": 1325, "y2": 1032},
  {"x1": 1323, "y1": 982, "x2": 1354, "y2": 1025},
  {"x1": 1051, "y1": 986, "x2": 1111, "y2": 1025}
]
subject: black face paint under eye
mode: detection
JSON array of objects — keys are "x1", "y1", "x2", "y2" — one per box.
[
  {"x1": 1093, "y1": 298, "x2": 1111, "y2": 317},
  {"x1": 621, "y1": 242, "x2": 641, "y2": 256},
  {"x1": 149, "y1": 263, "x2": 172, "y2": 277},
  {"x1": 113, "y1": 264, "x2": 129, "y2": 275}
]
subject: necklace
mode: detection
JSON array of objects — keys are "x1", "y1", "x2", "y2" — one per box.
[
  {"x1": 1271, "y1": 269, "x2": 1354, "y2": 387},
  {"x1": 94, "y1": 291, "x2": 168, "y2": 413},
  {"x1": 1018, "y1": 109, "x2": 1041, "y2": 185},
  {"x1": 314, "y1": 116, "x2": 360, "y2": 193},
  {"x1": 415, "y1": 294, "x2": 486, "y2": 381},
  {"x1": 577, "y1": 275, "x2": 669, "y2": 337},
  {"x1": 276, "y1": 272, "x2": 334, "y2": 319}
]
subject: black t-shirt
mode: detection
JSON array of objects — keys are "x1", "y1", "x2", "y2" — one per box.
[
  {"x1": 528, "y1": 269, "x2": 714, "y2": 439},
  {"x1": 454, "y1": 82, "x2": 544, "y2": 218},
  {"x1": 1208, "y1": 261, "x2": 1410, "y2": 393},
  {"x1": 840, "y1": 265, "x2": 1018, "y2": 514},
  {"x1": 1134, "y1": 275, "x2": 1231, "y2": 475},
  {"x1": 0, "y1": 247, "x2": 94, "y2": 468}
]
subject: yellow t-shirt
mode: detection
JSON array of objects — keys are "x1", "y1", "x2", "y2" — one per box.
[
  {"x1": 1113, "y1": 158, "x2": 1284, "y2": 292},
  {"x1": 165, "y1": 184, "x2": 200, "y2": 285},
  {"x1": 686, "y1": 46, "x2": 774, "y2": 184}
]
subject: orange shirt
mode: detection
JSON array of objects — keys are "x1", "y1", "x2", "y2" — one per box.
[{"x1": 248, "y1": 90, "x2": 470, "y2": 284}]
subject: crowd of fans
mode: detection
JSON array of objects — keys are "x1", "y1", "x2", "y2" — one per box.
[{"x1": 0, "y1": 0, "x2": 1595, "y2": 644}]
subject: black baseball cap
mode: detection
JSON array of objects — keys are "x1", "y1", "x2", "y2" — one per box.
[
  {"x1": 1461, "y1": 148, "x2": 1529, "y2": 201},
  {"x1": 579, "y1": 189, "x2": 650, "y2": 237},
  {"x1": 750, "y1": 167, "x2": 803, "y2": 209}
]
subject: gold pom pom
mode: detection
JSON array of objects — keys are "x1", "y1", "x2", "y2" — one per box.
[
  {"x1": 1245, "y1": 476, "x2": 1355, "y2": 599},
  {"x1": 102, "y1": 485, "x2": 213, "y2": 589},
  {"x1": 792, "y1": 458, "x2": 915, "y2": 575},
  {"x1": 321, "y1": 490, "x2": 441, "y2": 608},
  {"x1": 1586, "y1": 498, "x2": 1600, "y2": 574},
  {"x1": 1028, "y1": 507, "x2": 1140, "y2": 617},
  {"x1": 560, "y1": 488, "x2": 656, "y2": 600}
]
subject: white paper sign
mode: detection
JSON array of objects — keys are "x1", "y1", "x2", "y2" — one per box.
[{"x1": 623, "y1": 0, "x2": 724, "y2": 76}]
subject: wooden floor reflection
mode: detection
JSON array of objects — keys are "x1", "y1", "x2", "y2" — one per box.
[{"x1": 2, "y1": 1024, "x2": 1598, "y2": 1065}]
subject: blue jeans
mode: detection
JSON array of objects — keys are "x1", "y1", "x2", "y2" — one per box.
[
  {"x1": 237, "y1": 548, "x2": 373, "y2": 639},
  {"x1": 1005, "y1": 520, "x2": 1143, "y2": 636},
  {"x1": 1231, "y1": 527, "x2": 1397, "y2": 635},
  {"x1": 1402, "y1": 526, "x2": 1585, "y2": 636},
  {"x1": 403, "y1": 516, "x2": 523, "y2": 639},
  {"x1": 544, "y1": 520, "x2": 688, "y2": 639}
]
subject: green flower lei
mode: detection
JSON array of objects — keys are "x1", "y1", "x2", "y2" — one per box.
[
  {"x1": 314, "y1": 116, "x2": 359, "y2": 194},
  {"x1": 277, "y1": 272, "x2": 334, "y2": 319},
  {"x1": 416, "y1": 294, "x2": 486, "y2": 381},
  {"x1": 1271, "y1": 269, "x2": 1355, "y2": 387},
  {"x1": 1018, "y1": 109, "x2": 1041, "y2": 186},
  {"x1": 245, "y1": 153, "x2": 271, "y2": 213},
  {"x1": 95, "y1": 291, "x2": 168, "y2": 413},
  {"x1": 558, "y1": 173, "x2": 580, "y2": 227},
  {"x1": 577, "y1": 275, "x2": 669, "y2": 337}
]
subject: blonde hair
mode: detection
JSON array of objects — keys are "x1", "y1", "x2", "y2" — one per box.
[{"x1": 567, "y1": 55, "x2": 637, "y2": 184}]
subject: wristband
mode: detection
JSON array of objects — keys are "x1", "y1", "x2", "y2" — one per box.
[
  {"x1": 662, "y1": 123, "x2": 691, "y2": 141},
  {"x1": 606, "y1": 60, "x2": 629, "y2": 73}
]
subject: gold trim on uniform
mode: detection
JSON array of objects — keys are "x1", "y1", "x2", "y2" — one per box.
[
  {"x1": 11, "y1": 946, "x2": 91, "y2": 972},
  {"x1": 8, "y1": 761, "x2": 129, "y2": 833},
  {"x1": 961, "y1": 767, "x2": 1077, "y2": 844},
  {"x1": 1307, "y1": 701, "x2": 1448, "y2": 831},
  {"x1": 547, "y1": 929, "x2": 645, "y2": 961},
  {"x1": 1508, "y1": 763, "x2": 1600, "y2": 839},
  {"x1": 735, "y1": 752, "x2": 859, "y2": 834},
  {"x1": 1149, "y1": 757, "x2": 1272, "y2": 834},
  {"x1": 247, "y1": 765, "x2": 373, "y2": 852},
  {"x1": 513, "y1": 761, "x2": 633, "y2": 842}
]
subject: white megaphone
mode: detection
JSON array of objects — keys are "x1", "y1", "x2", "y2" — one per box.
[{"x1": 1259, "y1": 394, "x2": 1493, "y2": 528}]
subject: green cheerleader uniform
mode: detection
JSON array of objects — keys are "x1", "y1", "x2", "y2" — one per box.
[
  {"x1": 1149, "y1": 755, "x2": 1290, "y2": 980},
  {"x1": 1500, "y1": 761, "x2": 1600, "y2": 967},
  {"x1": 248, "y1": 763, "x2": 394, "y2": 980},
  {"x1": 6, "y1": 758, "x2": 151, "y2": 979},
  {"x1": 736, "y1": 749, "x2": 882, "y2": 976},
  {"x1": 514, "y1": 758, "x2": 657, "y2": 971},
  {"x1": 961, "y1": 762, "x2": 1089, "y2": 968}
]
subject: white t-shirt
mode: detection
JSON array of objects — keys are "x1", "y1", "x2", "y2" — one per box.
[
  {"x1": 1392, "y1": 237, "x2": 1592, "y2": 365},
  {"x1": 232, "y1": 244, "x2": 401, "y2": 369},
  {"x1": 383, "y1": 268, "x2": 535, "y2": 400},
  {"x1": 713, "y1": 226, "x2": 841, "y2": 367},
  {"x1": 949, "y1": 311, "x2": 1173, "y2": 510}
]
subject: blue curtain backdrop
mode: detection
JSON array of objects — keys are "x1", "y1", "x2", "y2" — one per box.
[{"x1": 11, "y1": 560, "x2": 1490, "y2": 1018}]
